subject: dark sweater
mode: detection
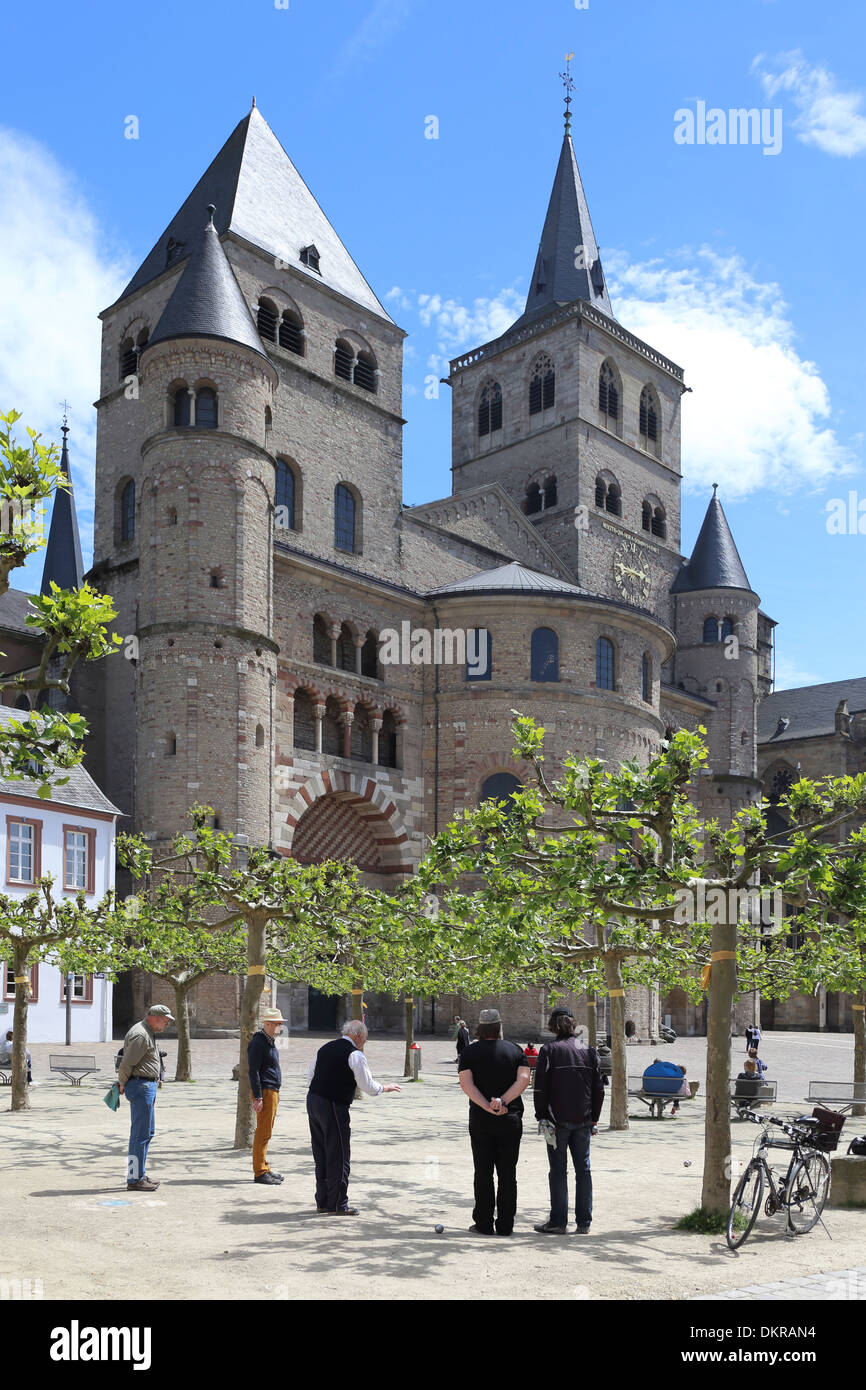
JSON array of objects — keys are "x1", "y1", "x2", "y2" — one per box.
[
  {"x1": 247, "y1": 1029, "x2": 282, "y2": 1099},
  {"x1": 533, "y1": 1037, "x2": 604, "y2": 1126}
]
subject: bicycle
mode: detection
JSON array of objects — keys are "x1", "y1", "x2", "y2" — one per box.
[{"x1": 726, "y1": 1110, "x2": 839, "y2": 1249}]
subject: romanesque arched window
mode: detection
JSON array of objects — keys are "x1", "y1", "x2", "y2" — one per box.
[
  {"x1": 703, "y1": 617, "x2": 719, "y2": 643},
  {"x1": 531, "y1": 627, "x2": 559, "y2": 682},
  {"x1": 173, "y1": 384, "x2": 191, "y2": 427},
  {"x1": 598, "y1": 361, "x2": 619, "y2": 424},
  {"x1": 194, "y1": 387, "x2": 217, "y2": 429},
  {"x1": 642, "y1": 500, "x2": 652, "y2": 532},
  {"x1": 337, "y1": 623, "x2": 355, "y2": 672},
  {"x1": 544, "y1": 476, "x2": 557, "y2": 508},
  {"x1": 595, "y1": 474, "x2": 621, "y2": 516},
  {"x1": 479, "y1": 772, "x2": 522, "y2": 809},
  {"x1": 334, "y1": 339, "x2": 353, "y2": 381},
  {"x1": 379, "y1": 710, "x2": 398, "y2": 768},
  {"x1": 322, "y1": 697, "x2": 342, "y2": 757},
  {"x1": 313, "y1": 614, "x2": 332, "y2": 665},
  {"x1": 478, "y1": 381, "x2": 502, "y2": 437},
  {"x1": 279, "y1": 309, "x2": 304, "y2": 355},
  {"x1": 529, "y1": 355, "x2": 555, "y2": 415},
  {"x1": 334, "y1": 483, "x2": 358, "y2": 553},
  {"x1": 119, "y1": 338, "x2": 137, "y2": 380},
  {"x1": 721, "y1": 616, "x2": 735, "y2": 640},
  {"x1": 293, "y1": 690, "x2": 316, "y2": 751},
  {"x1": 352, "y1": 705, "x2": 373, "y2": 763},
  {"x1": 361, "y1": 631, "x2": 380, "y2": 679},
  {"x1": 353, "y1": 350, "x2": 377, "y2": 393},
  {"x1": 120, "y1": 480, "x2": 135, "y2": 542},
  {"x1": 525, "y1": 482, "x2": 543, "y2": 515},
  {"x1": 257, "y1": 298, "x2": 278, "y2": 342},
  {"x1": 275, "y1": 459, "x2": 298, "y2": 531},
  {"x1": 596, "y1": 636, "x2": 615, "y2": 690}
]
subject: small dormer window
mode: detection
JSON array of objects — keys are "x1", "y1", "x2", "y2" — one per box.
[
  {"x1": 300, "y1": 245, "x2": 321, "y2": 274},
  {"x1": 166, "y1": 237, "x2": 186, "y2": 267}
]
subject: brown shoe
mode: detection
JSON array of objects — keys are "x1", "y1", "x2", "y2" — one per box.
[{"x1": 127, "y1": 1178, "x2": 159, "y2": 1192}]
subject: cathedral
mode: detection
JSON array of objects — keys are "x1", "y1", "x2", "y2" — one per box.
[{"x1": 5, "y1": 97, "x2": 859, "y2": 1038}]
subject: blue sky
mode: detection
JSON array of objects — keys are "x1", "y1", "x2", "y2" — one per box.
[{"x1": 1, "y1": 0, "x2": 864, "y2": 688}]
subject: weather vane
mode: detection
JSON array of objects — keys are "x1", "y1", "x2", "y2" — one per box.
[
  {"x1": 59, "y1": 400, "x2": 70, "y2": 437},
  {"x1": 559, "y1": 52, "x2": 575, "y2": 134}
]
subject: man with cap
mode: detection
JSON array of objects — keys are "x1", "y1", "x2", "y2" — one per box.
[
  {"x1": 306, "y1": 1019, "x2": 401, "y2": 1214},
  {"x1": 458, "y1": 1009, "x2": 531, "y2": 1236},
  {"x1": 117, "y1": 1004, "x2": 174, "y2": 1192},
  {"x1": 532, "y1": 1005, "x2": 604, "y2": 1235},
  {"x1": 248, "y1": 1006, "x2": 286, "y2": 1185}
]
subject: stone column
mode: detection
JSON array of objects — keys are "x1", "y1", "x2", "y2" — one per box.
[
  {"x1": 353, "y1": 636, "x2": 364, "y2": 676},
  {"x1": 371, "y1": 716, "x2": 382, "y2": 765},
  {"x1": 313, "y1": 703, "x2": 325, "y2": 754},
  {"x1": 328, "y1": 623, "x2": 340, "y2": 669},
  {"x1": 341, "y1": 709, "x2": 354, "y2": 760}
]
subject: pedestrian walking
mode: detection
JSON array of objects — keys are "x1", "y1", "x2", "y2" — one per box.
[
  {"x1": 455, "y1": 1017, "x2": 470, "y2": 1062},
  {"x1": 744, "y1": 1023, "x2": 762, "y2": 1053},
  {"x1": 117, "y1": 1004, "x2": 173, "y2": 1191},
  {"x1": 248, "y1": 1007, "x2": 286, "y2": 1186},
  {"x1": 532, "y1": 1006, "x2": 604, "y2": 1235},
  {"x1": 458, "y1": 1009, "x2": 531, "y2": 1236},
  {"x1": 306, "y1": 1019, "x2": 400, "y2": 1214}
]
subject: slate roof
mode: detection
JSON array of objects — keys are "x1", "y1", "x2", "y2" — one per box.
[
  {"x1": 117, "y1": 106, "x2": 394, "y2": 323},
  {"x1": 0, "y1": 588, "x2": 39, "y2": 637},
  {"x1": 758, "y1": 677, "x2": 866, "y2": 745},
  {"x1": 510, "y1": 133, "x2": 613, "y2": 331},
  {"x1": 0, "y1": 708, "x2": 121, "y2": 815},
  {"x1": 431, "y1": 561, "x2": 588, "y2": 597},
  {"x1": 148, "y1": 208, "x2": 269, "y2": 360},
  {"x1": 671, "y1": 488, "x2": 753, "y2": 594},
  {"x1": 41, "y1": 427, "x2": 84, "y2": 595}
]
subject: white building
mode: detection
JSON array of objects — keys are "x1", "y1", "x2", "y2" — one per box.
[{"x1": 0, "y1": 709, "x2": 120, "y2": 1044}]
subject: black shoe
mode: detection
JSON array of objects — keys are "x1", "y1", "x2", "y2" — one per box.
[
  {"x1": 574, "y1": 1225, "x2": 591, "y2": 1235},
  {"x1": 268, "y1": 1172, "x2": 285, "y2": 1183},
  {"x1": 468, "y1": 1224, "x2": 494, "y2": 1235},
  {"x1": 315, "y1": 1207, "x2": 328, "y2": 1214},
  {"x1": 496, "y1": 1229, "x2": 513, "y2": 1237},
  {"x1": 534, "y1": 1221, "x2": 567, "y2": 1234},
  {"x1": 329, "y1": 1206, "x2": 359, "y2": 1215},
  {"x1": 254, "y1": 1172, "x2": 282, "y2": 1185}
]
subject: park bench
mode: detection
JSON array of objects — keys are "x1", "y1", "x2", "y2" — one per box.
[
  {"x1": 48, "y1": 1054, "x2": 100, "y2": 1086},
  {"x1": 805, "y1": 1080, "x2": 866, "y2": 1109},
  {"x1": 731, "y1": 1077, "x2": 776, "y2": 1117},
  {"x1": 0, "y1": 1064, "x2": 10, "y2": 1085},
  {"x1": 627, "y1": 1075, "x2": 696, "y2": 1119}
]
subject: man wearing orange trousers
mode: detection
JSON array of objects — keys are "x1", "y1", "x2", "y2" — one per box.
[{"x1": 248, "y1": 1007, "x2": 285, "y2": 1185}]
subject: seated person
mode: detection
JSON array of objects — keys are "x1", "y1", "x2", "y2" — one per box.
[
  {"x1": 748, "y1": 1046, "x2": 768, "y2": 1080},
  {"x1": 0, "y1": 1029, "x2": 33, "y2": 1084},
  {"x1": 670, "y1": 1064, "x2": 690, "y2": 1116}
]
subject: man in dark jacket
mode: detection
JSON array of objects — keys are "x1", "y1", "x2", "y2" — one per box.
[
  {"x1": 459, "y1": 1009, "x2": 531, "y2": 1236},
  {"x1": 533, "y1": 1006, "x2": 604, "y2": 1235},
  {"x1": 248, "y1": 1007, "x2": 285, "y2": 1186},
  {"x1": 306, "y1": 1020, "x2": 401, "y2": 1214}
]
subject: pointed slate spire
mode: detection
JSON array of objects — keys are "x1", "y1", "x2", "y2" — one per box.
[
  {"x1": 511, "y1": 115, "x2": 613, "y2": 330},
  {"x1": 148, "y1": 205, "x2": 269, "y2": 359},
  {"x1": 41, "y1": 416, "x2": 84, "y2": 596},
  {"x1": 671, "y1": 486, "x2": 753, "y2": 593},
  {"x1": 116, "y1": 107, "x2": 393, "y2": 323}
]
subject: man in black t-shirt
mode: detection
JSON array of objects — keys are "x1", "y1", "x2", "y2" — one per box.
[{"x1": 458, "y1": 1009, "x2": 531, "y2": 1236}]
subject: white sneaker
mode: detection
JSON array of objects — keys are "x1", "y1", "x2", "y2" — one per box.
[{"x1": 29, "y1": 1080, "x2": 40, "y2": 1087}]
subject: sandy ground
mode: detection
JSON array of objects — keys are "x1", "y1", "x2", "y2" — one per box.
[{"x1": 2, "y1": 1033, "x2": 864, "y2": 1301}]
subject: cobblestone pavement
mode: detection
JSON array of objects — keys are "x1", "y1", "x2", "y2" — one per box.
[{"x1": 691, "y1": 1267, "x2": 866, "y2": 1300}]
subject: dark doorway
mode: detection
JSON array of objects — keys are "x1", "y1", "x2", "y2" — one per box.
[
  {"x1": 113, "y1": 970, "x2": 135, "y2": 1038},
  {"x1": 308, "y1": 987, "x2": 338, "y2": 1032}
]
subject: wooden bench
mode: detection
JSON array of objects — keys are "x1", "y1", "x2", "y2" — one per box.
[
  {"x1": 628, "y1": 1075, "x2": 694, "y2": 1119},
  {"x1": 48, "y1": 1054, "x2": 100, "y2": 1086},
  {"x1": 731, "y1": 1078, "x2": 777, "y2": 1116}
]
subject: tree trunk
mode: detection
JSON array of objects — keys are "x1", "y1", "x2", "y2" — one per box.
[
  {"x1": 10, "y1": 943, "x2": 30, "y2": 1113},
  {"x1": 351, "y1": 980, "x2": 363, "y2": 1022},
  {"x1": 700, "y1": 920, "x2": 737, "y2": 1213},
  {"x1": 853, "y1": 988, "x2": 866, "y2": 1118},
  {"x1": 234, "y1": 914, "x2": 266, "y2": 1149},
  {"x1": 173, "y1": 982, "x2": 194, "y2": 1083},
  {"x1": 403, "y1": 995, "x2": 415, "y2": 1078},
  {"x1": 587, "y1": 993, "x2": 597, "y2": 1048},
  {"x1": 603, "y1": 955, "x2": 628, "y2": 1131}
]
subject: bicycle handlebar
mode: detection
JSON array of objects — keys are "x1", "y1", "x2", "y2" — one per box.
[{"x1": 740, "y1": 1110, "x2": 820, "y2": 1141}]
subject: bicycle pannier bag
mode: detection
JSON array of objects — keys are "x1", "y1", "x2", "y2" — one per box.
[{"x1": 812, "y1": 1106, "x2": 845, "y2": 1152}]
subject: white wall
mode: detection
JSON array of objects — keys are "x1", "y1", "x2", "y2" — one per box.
[{"x1": 0, "y1": 796, "x2": 116, "y2": 1045}]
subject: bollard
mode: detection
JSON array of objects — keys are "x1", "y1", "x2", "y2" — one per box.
[{"x1": 411, "y1": 1044, "x2": 421, "y2": 1081}]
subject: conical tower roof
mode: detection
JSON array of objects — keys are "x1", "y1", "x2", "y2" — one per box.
[
  {"x1": 671, "y1": 487, "x2": 753, "y2": 594},
  {"x1": 116, "y1": 106, "x2": 393, "y2": 323},
  {"x1": 41, "y1": 421, "x2": 84, "y2": 596},
  {"x1": 511, "y1": 130, "x2": 613, "y2": 330},
  {"x1": 148, "y1": 206, "x2": 268, "y2": 358}
]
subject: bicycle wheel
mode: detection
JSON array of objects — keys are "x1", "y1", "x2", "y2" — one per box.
[
  {"x1": 786, "y1": 1151, "x2": 831, "y2": 1234},
  {"x1": 727, "y1": 1160, "x2": 765, "y2": 1249}
]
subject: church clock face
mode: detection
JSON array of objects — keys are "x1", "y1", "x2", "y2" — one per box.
[{"x1": 612, "y1": 540, "x2": 652, "y2": 605}]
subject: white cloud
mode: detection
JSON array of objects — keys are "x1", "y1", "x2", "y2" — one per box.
[
  {"x1": 331, "y1": 0, "x2": 418, "y2": 82},
  {"x1": 0, "y1": 129, "x2": 129, "y2": 586},
  {"x1": 413, "y1": 287, "x2": 525, "y2": 354},
  {"x1": 772, "y1": 653, "x2": 822, "y2": 691},
  {"x1": 605, "y1": 247, "x2": 854, "y2": 497},
  {"x1": 752, "y1": 51, "x2": 866, "y2": 156}
]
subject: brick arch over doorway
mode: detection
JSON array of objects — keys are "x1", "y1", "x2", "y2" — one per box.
[{"x1": 279, "y1": 771, "x2": 413, "y2": 874}]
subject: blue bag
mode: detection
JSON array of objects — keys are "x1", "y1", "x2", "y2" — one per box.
[{"x1": 641, "y1": 1060, "x2": 684, "y2": 1095}]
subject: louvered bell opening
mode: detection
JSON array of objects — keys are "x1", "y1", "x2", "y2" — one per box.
[
  {"x1": 642, "y1": 504, "x2": 652, "y2": 531},
  {"x1": 607, "y1": 386, "x2": 619, "y2": 421},
  {"x1": 279, "y1": 316, "x2": 304, "y2": 355},
  {"x1": 525, "y1": 485, "x2": 542, "y2": 515},
  {"x1": 529, "y1": 377, "x2": 542, "y2": 415},
  {"x1": 478, "y1": 402, "x2": 490, "y2": 437},
  {"x1": 542, "y1": 371, "x2": 555, "y2": 411},
  {"x1": 490, "y1": 391, "x2": 502, "y2": 432},
  {"x1": 544, "y1": 478, "x2": 557, "y2": 508},
  {"x1": 651, "y1": 511, "x2": 666, "y2": 539},
  {"x1": 334, "y1": 343, "x2": 353, "y2": 381},
  {"x1": 595, "y1": 480, "x2": 606, "y2": 508},
  {"x1": 353, "y1": 355, "x2": 376, "y2": 392},
  {"x1": 257, "y1": 304, "x2": 278, "y2": 342},
  {"x1": 605, "y1": 488, "x2": 621, "y2": 517},
  {"x1": 120, "y1": 346, "x2": 138, "y2": 379}
]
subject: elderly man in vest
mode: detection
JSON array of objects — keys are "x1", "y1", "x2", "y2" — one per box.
[
  {"x1": 306, "y1": 1019, "x2": 400, "y2": 1214},
  {"x1": 117, "y1": 1004, "x2": 174, "y2": 1192}
]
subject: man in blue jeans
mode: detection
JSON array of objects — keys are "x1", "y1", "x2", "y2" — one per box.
[
  {"x1": 117, "y1": 1005, "x2": 173, "y2": 1191},
  {"x1": 533, "y1": 1006, "x2": 604, "y2": 1235}
]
